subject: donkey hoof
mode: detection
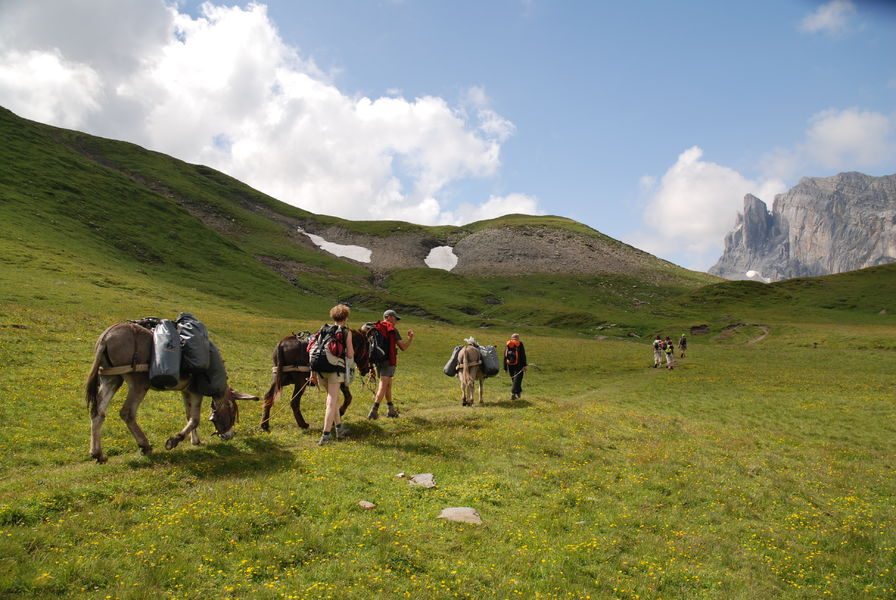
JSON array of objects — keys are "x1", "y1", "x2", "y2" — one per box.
[
  {"x1": 140, "y1": 444, "x2": 153, "y2": 456},
  {"x1": 92, "y1": 453, "x2": 107, "y2": 464},
  {"x1": 165, "y1": 436, "x2": 180, "y2": 451},
  {"x1": 298, "y1": 422, "x2": 310, "y2": 430},
  {"x1": 260, "y1": 423, "x2": 271, "y2": 433}
]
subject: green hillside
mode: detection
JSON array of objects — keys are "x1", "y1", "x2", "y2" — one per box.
[
  {"x1": 0, "y1": 106, "x2": 719, "y2": 335},
  {"x1": 2, "y1": 107, "x2": 895, "y2": 599}
]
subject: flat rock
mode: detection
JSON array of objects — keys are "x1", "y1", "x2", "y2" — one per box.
[
  {"x1": 408, "y1": 473, "x2": 435, "y2": 488},
  {"x1": 358, "y1": 500, "x2": 376, "y2": 510},
  {"x1": 438, "y1": 507, "x2": 482, "y2": 525}
]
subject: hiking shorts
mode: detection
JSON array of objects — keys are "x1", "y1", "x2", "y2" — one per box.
[
  {"x1": 376, "y1": 362, "x2": 396, "y2": 378},
  {"x1": 316, "y1": 370, "x2": 345, "y2": 385}
]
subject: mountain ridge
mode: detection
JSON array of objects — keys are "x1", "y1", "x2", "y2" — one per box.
[{"x1": 710, "y1": 172, "x2": 896, "y2": 282}]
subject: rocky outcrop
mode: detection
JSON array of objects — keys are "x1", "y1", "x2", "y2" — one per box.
[{"x1": 710, "y1": 172, "x2": 896, "y2": 282}]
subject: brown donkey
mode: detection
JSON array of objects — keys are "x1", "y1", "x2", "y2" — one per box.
[
  {"x1": 260, "y1": 328, "x2": 372, "y2": 431},
  {"x1": 457, "y1": 343, "x2": 485, "y2": 406},
  {"x1": 85, "y1": 322, "x2": 257, "y2": 463}
]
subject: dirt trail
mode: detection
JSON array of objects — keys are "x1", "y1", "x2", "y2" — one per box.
[{"x1": 747, "y1": 325, "x2": 770, "y2": 345}]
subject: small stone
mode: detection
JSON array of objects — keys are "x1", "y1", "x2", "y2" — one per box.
[
  {"x1": 358, "y1": 500, "x2": 376, "y2": 510},
  {"x1": 396, "y1": 472, "x2": 405, "y2": 478},
  {"x1": 408, "y1": 473, "x2": 435, "y2": 488},
  {"x1": 438, "y1": 507, "x2": 482, "y2": 525}
]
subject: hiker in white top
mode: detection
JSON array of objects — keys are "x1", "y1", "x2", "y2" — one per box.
[
  {"x1": 316, "y1": 304, "x2": 354, "y2": 445},
  {"x1": 652, "y1": 335, "x2": 663, "y2": 368}
]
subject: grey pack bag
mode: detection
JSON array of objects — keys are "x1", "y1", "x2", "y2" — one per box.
[
  {"x1": 443, "y1": 345, "x2": 463, "y2": 377},
  {"x1": 150, "y1": 319, "x2": 182, "y2": 389},
  {"x1": 176, "y1": 312, "x2": 210, "y2": 371},
  {"x1": 189, "y1": 340, "x2": 228, "y2": 397},
  {"x1": 479, "y1": 345, "x2": 501, "y2": 378}
]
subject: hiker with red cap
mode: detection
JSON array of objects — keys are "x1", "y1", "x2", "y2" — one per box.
[{"x1": 367, "y1": 309, "x2": 414, "y2": 419}]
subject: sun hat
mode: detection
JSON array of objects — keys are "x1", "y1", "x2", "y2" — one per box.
[{"x1": 383, "y1": 309, "x2": 401, "y2": 320}]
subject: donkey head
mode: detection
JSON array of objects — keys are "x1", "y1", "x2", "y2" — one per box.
[{"x1": 209, "y1": 388, "x2": 258, "y2": 440}]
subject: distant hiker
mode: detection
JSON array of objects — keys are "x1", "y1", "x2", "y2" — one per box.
[
  {"x1": 652, "y1": 335, "x2": 663, "y2": 368},
  {"x1": 368, "y1": 309, "x2": 414, "y2": 419},
  {"x1": 679, "y1": 333, "x2": 688, "y2": 358},
  {"x1": 312, "y1": 304, "x2": 354, "y2": 446},
  {"x1": 503, "y1": 333, "x2": 528, "y2": 400},
  {"x1": 664, "y1": 335, "x2": 675, "y2": 370}
]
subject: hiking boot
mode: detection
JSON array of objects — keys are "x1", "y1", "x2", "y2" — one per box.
[
  {"x1": 386, "y1": 404, "x2": 399, "y2": 418},
  {"x1": 318, "y1": 433, "x2": 332, "y2": 446},
  {"x1": 335, "y1": 424, "x2": 349, "y2": 440},
  {"x1": 367, "y1": 405, "x2": 379, "y2": 420}
]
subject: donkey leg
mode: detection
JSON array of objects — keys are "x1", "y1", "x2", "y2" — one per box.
[
  {"x1": 90, "y1": 376, "x2": 122, "y2": 463},
  {"x1": 119, "y1": 376, "x2": 153, "y2": 456},
  {"x1": 478, "y1": 379, "x2": 484, "y2": 405},
  {"x1": 166, "y1": 393, "x2": 201, "y2": 450},
  {"x1": 290, "y1": 379, "x2": 311, "y2": 430},
  {"x1": 260, "y1": 378, "x2": 280, "y2": 432},
  {"x1": 339, "y1": 382, "x2": 352, "y2": 417},
  {"x1": 185, "y1": 394, "x2": 201, "y2": 446}
]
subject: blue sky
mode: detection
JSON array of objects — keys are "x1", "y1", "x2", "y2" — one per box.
[{"x1": 1, "y1": 0, "x2": 894, "y2": 270}]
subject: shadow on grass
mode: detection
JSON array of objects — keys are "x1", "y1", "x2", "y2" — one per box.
[
  {"x1": 367, "y1": 439, "x2": 447, "y2": 456},
  {"x1": 129, "y1": 435, "x2": 294, "y2": 480},
  {"x1": 492, "y1": 399, "x2": 533, "y2": 409}
]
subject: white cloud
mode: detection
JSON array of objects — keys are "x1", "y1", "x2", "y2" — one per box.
[
  {"x1": 805, "y1": 108, "x2": 893, "y2": 168},
  {"x1": 799, "y1": 0, "x2": 856, "y2": 35},
  {"x1": 633, "y1": 146, "x2": 785, "y2": 270},
  {"x1": 761, "y1": 107, "x2": 896, "y2": 179},
  {"x1": 450, "y1": 193, "x2": 543, "y2": 225},
  {"x1": 0, "y1": 1, "x2": 539, "y2": 225},
  {"x1": 0, "y1": 49, "x2": 102, "y2": 128}
]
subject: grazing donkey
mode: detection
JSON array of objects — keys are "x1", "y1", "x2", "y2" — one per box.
[
  {"x1": 457, "y1": 342, "x2": 485, "y2": 406},
  {"x1": 260, "y1": 328, "x2": 372, "y2": 431},
  {"x1": 84, "y1": 321, "x2": 257, "y2": 463}
]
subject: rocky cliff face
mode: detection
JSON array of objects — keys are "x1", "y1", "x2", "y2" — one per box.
[{"x1": 709, "y1": 172, "x2": 896, "y2": 282}]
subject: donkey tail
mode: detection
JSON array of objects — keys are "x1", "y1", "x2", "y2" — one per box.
[
  {"x1": 264, "y1": 341, "x2": 287, "y2": 405},
  {"x1": 85, "y1": 346, "x2": 104, "y2": 418},
  {"x1": 85, "y1": 324, "x2": 117, "y2": 418}
]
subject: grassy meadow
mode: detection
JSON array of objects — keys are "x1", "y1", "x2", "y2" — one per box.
[{"x1": 1, "y1": 261, "x2": 895, "y2": 599}]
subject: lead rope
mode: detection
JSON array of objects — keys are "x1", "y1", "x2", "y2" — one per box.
[{"x1": 257, "y1": 375, "x2": 315, "y2": 432}]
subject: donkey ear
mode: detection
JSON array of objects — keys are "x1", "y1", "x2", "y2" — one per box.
[{"x1": 230, "y1": 389, "x2": 259, "y2": 401}]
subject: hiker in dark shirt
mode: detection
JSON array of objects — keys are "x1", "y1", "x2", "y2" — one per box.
[
  {"x1": 367, "y1": 309, "x2": 414, "y2": 419},
  {"x1": 503, "y1": 333, "x2": 528, "y2": 400},
  {"x1": 679, "y1": 333, "x2": 688, "y2": 358}
]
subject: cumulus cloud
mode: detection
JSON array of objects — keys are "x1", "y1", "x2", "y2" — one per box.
[
  {"x1": 632, "y1": 146, "x2": 785, "y2": 270},
  {"x1": 799, "y1": 0, "x2": 856, "y2": 35},
  {"x1": 0, "y1": 1, "x2": 539, "y2": 225},
  {"x1": 761, "y1": 107, "x2": 896, "y2": 179},
  {"x1": 0, "y1": 49, "x2": 102, "y2": 128},
  {"x1": 451, "y1": 193, "x2": 543, "y2": 225}
]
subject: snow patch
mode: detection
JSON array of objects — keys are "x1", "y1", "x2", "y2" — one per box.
[
  {"x1": 745, "y1": 270, "x2": 771, "y2": 283},
  {"x1": 298, "y1": 228, "x2": 372, "y2": 263},
  {"x1": 424, "y1": 246, "x2": 458, "y2": 271}
]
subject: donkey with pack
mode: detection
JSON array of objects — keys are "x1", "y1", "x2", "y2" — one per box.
[
  {"x1": 84, "y1": 315, "x2": 257, "y2": 463},
  {"x1": 260, "y1": 324, "x2": 372, "y2": 431}
]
